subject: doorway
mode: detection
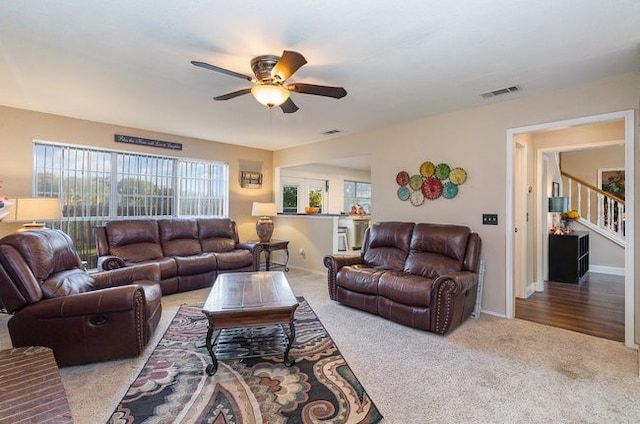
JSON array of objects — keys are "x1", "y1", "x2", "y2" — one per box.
[{"x1": 506, "y1": 110, "x2": 635, "y2": 348}]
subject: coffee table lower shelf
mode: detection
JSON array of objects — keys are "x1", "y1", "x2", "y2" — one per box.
[{"x1": 205, "y1": 323, "x2": 296, "y2": 376}]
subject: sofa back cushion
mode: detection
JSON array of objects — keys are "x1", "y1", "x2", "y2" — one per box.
[
  {"x1": 106, "y1": 219, "x2": 164, "y2": 263},
  {"x1": 158, "y1": 219, "x2": 202, "y2": 257},
  {"x1": 198, "y1": 218, "x2": 237, "y2": 253},
  {"x1": 404, "y1": 223, "x2": 470, "y2": 279},
  {"x1": 362, "y1": 222, "x2": 414, "y2": 271}
]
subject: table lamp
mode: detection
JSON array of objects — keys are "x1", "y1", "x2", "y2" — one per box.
[
  {"x1": 9, "y1": 198, "x2": 63, "y2": 231},
  {"x1": 252, "y1": 202, "x2": 276, "y2": 243},
  {"x1": 548, "y1": 196, "x2": 568, "y2": 229}
]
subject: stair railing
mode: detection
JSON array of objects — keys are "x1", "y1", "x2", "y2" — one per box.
[{"x1": 561, "y1": 171, "x2": 625, "y2": 246}]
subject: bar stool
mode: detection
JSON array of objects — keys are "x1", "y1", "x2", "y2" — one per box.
[{"x1": 337, "y1": 226, "x2": 348, "y2": 251}]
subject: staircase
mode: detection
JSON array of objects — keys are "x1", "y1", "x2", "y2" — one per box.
[{"x1": 561, "y1": 171, "x2": 625, "y2": 247}]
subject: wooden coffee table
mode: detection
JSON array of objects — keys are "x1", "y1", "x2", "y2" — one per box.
[{"x1": 202, "y1": 271, "x2": 299, "y2": 376}]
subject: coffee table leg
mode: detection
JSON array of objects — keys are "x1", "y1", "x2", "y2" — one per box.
[
  {"x1": 283, "y1": 321, "x2": 296, "y2": 366},
  {"x1": 205, "y1": 326, "x2": 218, "y2": 376}
]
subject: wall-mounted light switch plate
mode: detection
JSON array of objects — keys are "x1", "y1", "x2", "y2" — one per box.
[{"x1": 482, "y1": 214, "x2": 498, "y2": 225}]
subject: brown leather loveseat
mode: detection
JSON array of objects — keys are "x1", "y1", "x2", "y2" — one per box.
[
  {"x1": 324, "y1": 221, "x2": 482, "y2": 335},
  {"x1": 0, "y1": 229, "x2": 162, "y2": 366},
  {"x1": 96, "y1": 217, "x2": 260, "y2": 294}
]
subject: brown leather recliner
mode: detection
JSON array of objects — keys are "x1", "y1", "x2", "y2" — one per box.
[{"x1": 0, "y1": 229, "x2": 162, "y2": 366}]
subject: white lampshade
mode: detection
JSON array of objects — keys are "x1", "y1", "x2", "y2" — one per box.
[
  {"x1": 251, "y1": 85, "x2": 290, "y2": 107},
  {"x1": 251, "y1": 202, "x2": 277, "y2": 217},
  {"x1": 5, "y1": 197, "x2": 62, "y2": 229}
]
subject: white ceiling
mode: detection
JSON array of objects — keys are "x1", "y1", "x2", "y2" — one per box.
[{"x1": 1, "y1": 1, "x2": 639, "y2": 152}]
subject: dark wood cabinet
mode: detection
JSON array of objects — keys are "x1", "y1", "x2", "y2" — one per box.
[{"x1": 548, "y1": 231, "x2": 589, "y2": 284}]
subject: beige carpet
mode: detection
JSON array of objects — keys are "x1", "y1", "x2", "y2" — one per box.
[{"x1": 2, "y1": 269, "x2": 640, "y2": 423}]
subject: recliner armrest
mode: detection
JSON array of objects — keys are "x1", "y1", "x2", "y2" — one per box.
[
  {"x1": 323, "y1": 254, "x2": 366, "y2": 300},
  {"x1": 432, "y1": 271, "x2": 478, "y2": 295},
  {"x1": 237, "y1": 242, "x2": 263, "y2": 271},
  {"x1": 15, "y1": 285, "x2": 147, "y2": 319},
  {"x1": 93, "y1": 263, "x2": 160, "y2": 290},
  {"x1": 97, "y1": 255, "x2": 127, "y2": 271}
]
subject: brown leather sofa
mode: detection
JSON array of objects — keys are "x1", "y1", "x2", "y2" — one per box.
[
  {"x1": 324, "y1": 221, "x2": 482, "y2": 335},
  {"x1": 96, "y1": 217, "x2": 260, "y2": 294},
  {"x1": 0, "y1": 229, "x2": 162, "y2": 366}
]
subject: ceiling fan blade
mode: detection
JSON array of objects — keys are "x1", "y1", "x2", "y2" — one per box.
[
  {"x1": 191, "y1": 60, "x2": 253, "y2": 81},
  {"x1": 287, "y1": 83, "x2": 347, "y2": 99},
  {"x1": 272, "y1": 50, "x2": 307, "y2": 81},
  {"x1": 280, "y1": 97, "x2": 299, "y2": 114},
  {"x1": 213, "y1": 88, "x2": 252, "y2": 101}
]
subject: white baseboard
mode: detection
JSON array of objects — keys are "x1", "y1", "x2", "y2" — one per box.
[{"x1": 589, "y1": 265, "x2": 625, "y2": 276}]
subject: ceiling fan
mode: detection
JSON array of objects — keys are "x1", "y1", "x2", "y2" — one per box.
[{"x1": 191, "y1": 50, "x2": 347, "y2": 113}]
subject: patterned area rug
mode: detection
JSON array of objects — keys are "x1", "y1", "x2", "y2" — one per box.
[{"x1": 109, "y1": 298, "x2": 383, "y2": 423}]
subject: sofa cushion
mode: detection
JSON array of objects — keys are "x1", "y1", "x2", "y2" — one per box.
[
  {"x1": 158, "y1": 219, "x2": 202, "y2": 257},
  {"x1": 214, "y1": 250, "x2": 253, "y2": 270},
  {"x1": 362, "y1": 222, "x2": 414, "y2": 271},
  {"x1": 378, "y1": 271, "x2": 433, "y2": 307},
  {"x1": 173, "y1": 253, "x2": 217, "y2": 275},
  {"x1": 336, "y1": 265, "x2": 384, "y2": 295},
  {"x1": 404, "y1": 223, "x2": 469, "y2": 278},
  {"x1": 198, "y1": 218, "x2": 237, "y2": 253},
  {"x1": 106, "y1": 220, "x2": 164, "y2": 262}
]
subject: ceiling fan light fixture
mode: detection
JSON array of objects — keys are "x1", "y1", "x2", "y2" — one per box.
[{"x1": 251, "y1": 84, "x2": 290, "y2": 107}]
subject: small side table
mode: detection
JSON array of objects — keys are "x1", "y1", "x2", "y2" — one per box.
[{"x1": 249, "y1": 239, "x2": 290, "y2": 271}]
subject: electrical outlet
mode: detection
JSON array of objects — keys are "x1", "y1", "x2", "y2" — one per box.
[{"x1": 482, "y1": 214, "x2": 498, "y2": 225}]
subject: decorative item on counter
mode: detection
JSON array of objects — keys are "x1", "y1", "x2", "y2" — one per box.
[
  {"x1": 350, "y1": 204, "x2": 365, "y2": 215},
  {"x1": 395, "y1": 160, "x2": 467, "y2": 206},
  {"x1": 304, "y1": 206, "x2": 319, "y2": 214}
]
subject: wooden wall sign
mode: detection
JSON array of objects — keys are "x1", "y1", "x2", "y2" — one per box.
[{"x1": 115, "y1": 134, "x2": 182, "y2": 151}]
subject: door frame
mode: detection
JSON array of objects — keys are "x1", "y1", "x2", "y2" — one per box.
[{"x1": 505, "y1": 109, "x2": 635, "y2": 348}]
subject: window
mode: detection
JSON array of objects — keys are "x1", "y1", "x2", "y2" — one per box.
[
  {"x1": 34, "y1": 141, "x2": 228, "y2": 267},
  {"x1": 282, "y1": 185, "x2": 299, "y2": 213},
  {"x1": 344, "y1": 180, "x2": 371, "y2": 214},
  {"x1": 280, "y1": 177, "x2": 326, "y2": 213}
]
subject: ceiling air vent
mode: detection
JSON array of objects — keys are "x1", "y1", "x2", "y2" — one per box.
[
  {"x1": 323, "y1": 129, "x2": 341, "y2": 135},
  {"x1": 480, "y1": 85, "x2": 521, "y2": 99}
]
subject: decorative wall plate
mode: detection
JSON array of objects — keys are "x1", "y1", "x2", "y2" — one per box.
[
  {"x1": 409, "y1": 190, "x2": 424, "y2": 206},
  {"x1": 419, "y1": 161, "x2": 435, "y2": 177},
  {"x1": 422, "y1": 177, "x2": 443, "y2": 200},
  {"x1": 442, "y1": 181, "x2": 458, "y2": 199},
  {"x1": 449, "y1": 167, "x2": 467, "y2": 185},
  {"x1": 409, "y1": 174, "x2": 423, "y2": 191},
  {"x1": 396, "y1": 171, "x2": 409, "y2": 186},
  {"x1": 434, "y1": 163, "x2": 451, "y2": 180},
  {"x1": 397, "y1": 185, "x2": 410, "y2": 201}
]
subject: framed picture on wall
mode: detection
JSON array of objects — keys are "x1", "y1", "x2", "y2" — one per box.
[
  {"x1": 552, "y1": 182, "x2": 560, "y2": 197},
  {"x1": 598, "y1": 168, "x2": 625, "y2": 200}
]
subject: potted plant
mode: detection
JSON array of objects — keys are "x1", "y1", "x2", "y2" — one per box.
[{"x1": 305, "y1": 191, "x2": 322, "y2": 214}]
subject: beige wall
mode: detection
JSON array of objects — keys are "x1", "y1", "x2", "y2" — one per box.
[
  {"x1": 561, "y1": 144, "x2": 625, "y2": 187},
  {"x1": 0, "y1": 106, "x2": 275, "y2": 241},
  {"x1": 2, "y1": 72, "x2": 639, "y2": 320},
  {"x1": 274, "y1": 72, "x2": 640, "y2": 317}
]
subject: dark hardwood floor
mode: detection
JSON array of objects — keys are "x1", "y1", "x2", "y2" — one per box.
[{"x1": 515, "y1": 272, "x2": 625, "y2": 342}]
